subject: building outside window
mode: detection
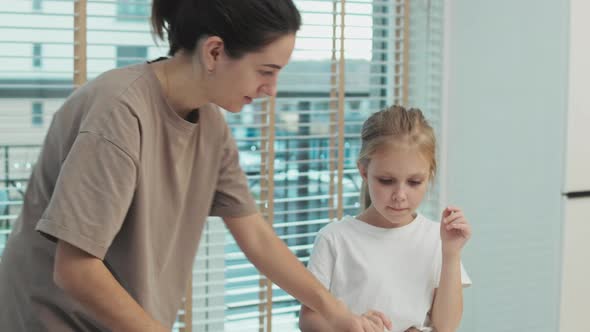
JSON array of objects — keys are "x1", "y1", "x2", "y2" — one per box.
[
  {"x1": 32, "y1": 0, "x2": 42, "y2": 11},
  {"x1": 31, "y1": 102, "x2": 43, "y2": 127},
  {"x1": 116, "y1": 0, "x2": 149, "y2": 22},
  {"x1": 32, "y1": 43, "x2": 42, "y2": 68},
  {"x1": 116, "y1": 46, "x2": 148, "y2": 68}
]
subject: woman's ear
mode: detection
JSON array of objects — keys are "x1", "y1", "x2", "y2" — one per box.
[{"x1": 200, "y1": 36, "x2": 225, "y2": 72}]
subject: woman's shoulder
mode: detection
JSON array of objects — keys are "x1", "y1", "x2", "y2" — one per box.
[
  {"x1": 62, "y1": 64, "x2": 153, "y2": 118},
  {"x1": 95, "y1": 63, "x2": 150, "y2": 88},
  {"x1": 51, "y1": 65, "x2": 153, "y2": 157}
]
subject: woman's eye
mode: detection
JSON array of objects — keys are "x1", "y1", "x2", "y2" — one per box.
[{"x1": 259, "y1": 71, "x2": 274, "y2": 76}]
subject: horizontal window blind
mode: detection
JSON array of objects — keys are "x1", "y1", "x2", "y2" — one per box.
[
  {"x1": 0, "y1": 1, "x2": 445, "y2": 331},
  {"x1": 0, "y1": 0, "x2": 75, "y2": 264}
]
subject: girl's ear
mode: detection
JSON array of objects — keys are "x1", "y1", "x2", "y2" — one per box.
[{"x1": 357, "y1": 161, "x2": 368, "y2": 181}]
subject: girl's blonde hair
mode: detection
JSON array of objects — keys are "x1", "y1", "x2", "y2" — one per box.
[{"x1": 358, "y1": 105, "x2": 436, "y2": 210}]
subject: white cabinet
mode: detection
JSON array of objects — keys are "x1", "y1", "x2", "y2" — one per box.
[
  {"x1": 564, "y1": 0, "x2": 590, "y2": 192},
  {"x1": 560, "y1": 197, "x2": 590, "y2": 332}
]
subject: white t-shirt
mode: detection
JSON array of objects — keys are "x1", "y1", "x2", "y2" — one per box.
[{"x1": 307, "y1": 214, "x2": 472, "y2": 332}]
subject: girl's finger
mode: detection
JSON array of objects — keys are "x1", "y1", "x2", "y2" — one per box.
[
  {"x1": 444, "y1": 211, "x2": 465, "y2": 224},
  {"x1": 443, "y1": 205, "x2": 462, "y2": 216},
  {"x1": 447, "y1": 223, "x2": 472, "y2": 236}
]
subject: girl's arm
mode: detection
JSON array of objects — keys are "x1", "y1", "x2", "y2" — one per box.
[
  {"x1": 224, "y1": 212, "x2": 392, "y2": 332},
  {"x1": 430, "y1": 206, "x2": 472, "y2": 332},
  {"x1": 430, "y1": 254, "x2": 463, "y2": 332}
]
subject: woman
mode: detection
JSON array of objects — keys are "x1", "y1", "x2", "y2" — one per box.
[{"x1": 0, "y1": 0, "x2": 392, "y2": 331}]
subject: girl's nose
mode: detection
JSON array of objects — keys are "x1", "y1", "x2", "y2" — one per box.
[{"x1": 392, "y1": 185, "x2": 407, "y2": 201}]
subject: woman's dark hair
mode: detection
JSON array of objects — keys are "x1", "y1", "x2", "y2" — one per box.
[{"x1": 152, "y1": 0, "x2": 301, "y2": 57}]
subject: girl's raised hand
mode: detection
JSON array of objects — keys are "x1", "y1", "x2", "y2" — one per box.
[{"x1": 440, "y1": 206, "x2": 472, "y2": 256}]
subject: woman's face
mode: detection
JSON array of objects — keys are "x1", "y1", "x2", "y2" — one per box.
[{"x1": 207, "y1": 33, "x2": 296, "y2": 113}]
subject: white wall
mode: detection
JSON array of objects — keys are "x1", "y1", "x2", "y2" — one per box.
[{"x1": 444, "y1": 0, "x2": 569, "y2": 331}]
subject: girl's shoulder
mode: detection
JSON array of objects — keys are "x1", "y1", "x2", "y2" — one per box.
[
  {"x1": 417, "y1": 213, "x2": 439, "y2": 230},
  {"x1": 316, "y1": 216, "x2": 360, "y2": 239},
  {"x1": 413, "y1": 213, "x2": 442, "y2": 243}
]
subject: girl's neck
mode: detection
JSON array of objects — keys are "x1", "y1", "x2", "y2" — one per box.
[{"x1": 356, "y1": 206, "x2": 417, "y2": 229}]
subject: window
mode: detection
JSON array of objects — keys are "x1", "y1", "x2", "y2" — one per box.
[
  {"x1": 32, "y1": 43, "x2": 42, "y2": 68},
  {"x1": 116, "y1": 0, "x2": 149, "y2": 22},
  {"x1": 1, "y1": 1, "x2": 445, "y2": 331},
  {"x1": 31, "y1": 102, "x2": 43, "y2": 127},
  {"x1": 116, "y1": 46, "x2": 148, "y2": 68}
]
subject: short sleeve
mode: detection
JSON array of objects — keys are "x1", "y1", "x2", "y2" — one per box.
[
  {"x1": 433, "y1": 244, "x2": 472, "y2": 288},
  {"x1": 307, "y1": 233, "x2": 335, "y2": 290},
  {"x1": 35, "y1": 132, "x2": 137, "y2": 259},
  {"x1": 209, "y1": 123, "x2": 258, "y2": 218}
]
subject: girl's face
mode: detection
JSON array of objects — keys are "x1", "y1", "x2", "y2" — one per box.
[
  {"x1": 359, "y1": 143, "x2": 431, "y2": 228},
  {"x1": 206, "y1": 33, "x2": 296, "y2": 113}
]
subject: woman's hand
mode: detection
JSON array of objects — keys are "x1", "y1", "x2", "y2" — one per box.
[
  {"x1": 361, "y1": 310, "x2": 393, "y2": 331},
  {"x1": 440, "y1": 206, "x2": 472, "y2": 257}
]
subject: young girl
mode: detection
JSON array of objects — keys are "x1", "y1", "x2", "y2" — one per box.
[{"x1": 299, "y1": 106, "x2": 472, "y2": 332}]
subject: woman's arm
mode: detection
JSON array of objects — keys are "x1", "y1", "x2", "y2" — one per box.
[
  {"x1": 299, "y1": 304, "x2": 335, "y2": 332},
  {"x1": 54, "y1": 240, "x2": 168, "y2": 332},
  {"x1": 224, "y1": 213, "x2": 392, "y2": 332},
  {"x1": 299, "y1": 305, "x2": 392, "y2": 332}
]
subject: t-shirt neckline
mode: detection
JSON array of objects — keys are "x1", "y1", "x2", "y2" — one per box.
[
  {"x1": 143, "y1": 61, "x2": 201, "y2": 133},
  {"x1": 345, "y1": 213, "x2": 425, "y2": 238}
]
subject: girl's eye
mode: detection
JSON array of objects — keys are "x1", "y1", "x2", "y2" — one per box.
[
  {"x1": 408, "y1": 180, "x2": 423, "y2": 186},
  {"x1": 259, "y1": 71, "x2": 274, "y2": 76},
  {"x1": 378, "y1": 179, "x2": 393, "y2": 185}
]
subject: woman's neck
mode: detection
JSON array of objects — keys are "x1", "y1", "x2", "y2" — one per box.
[{"x1": 152, "y1": 52, "x2": 210, "y2": 119}]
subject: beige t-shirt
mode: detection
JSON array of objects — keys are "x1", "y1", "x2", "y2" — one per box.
[{"x1": 0, "y1": 63, "x2": 258, "y2": 331}]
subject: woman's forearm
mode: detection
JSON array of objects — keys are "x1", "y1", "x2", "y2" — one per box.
[
  {"x1": 430, "y1": 254, "x2": 463, "y2": 332},
  {"x1": 299, "y1": 305, "x2": 335, "y2": 332},
  {"x1": 224, "y1": 214, "x2": 344, "y2": 322}
]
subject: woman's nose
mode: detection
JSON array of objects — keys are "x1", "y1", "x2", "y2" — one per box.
[{"x1": 259, "y1": 83, "x2": 277, "y2": 97}]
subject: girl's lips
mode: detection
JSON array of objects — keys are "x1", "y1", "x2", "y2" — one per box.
[
  {"x1": 244, "y1": 97, "x2": 253, "y2": 104},
  {"x1": 389, "y1": 207, "x2": 408, "y2": 212}
]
